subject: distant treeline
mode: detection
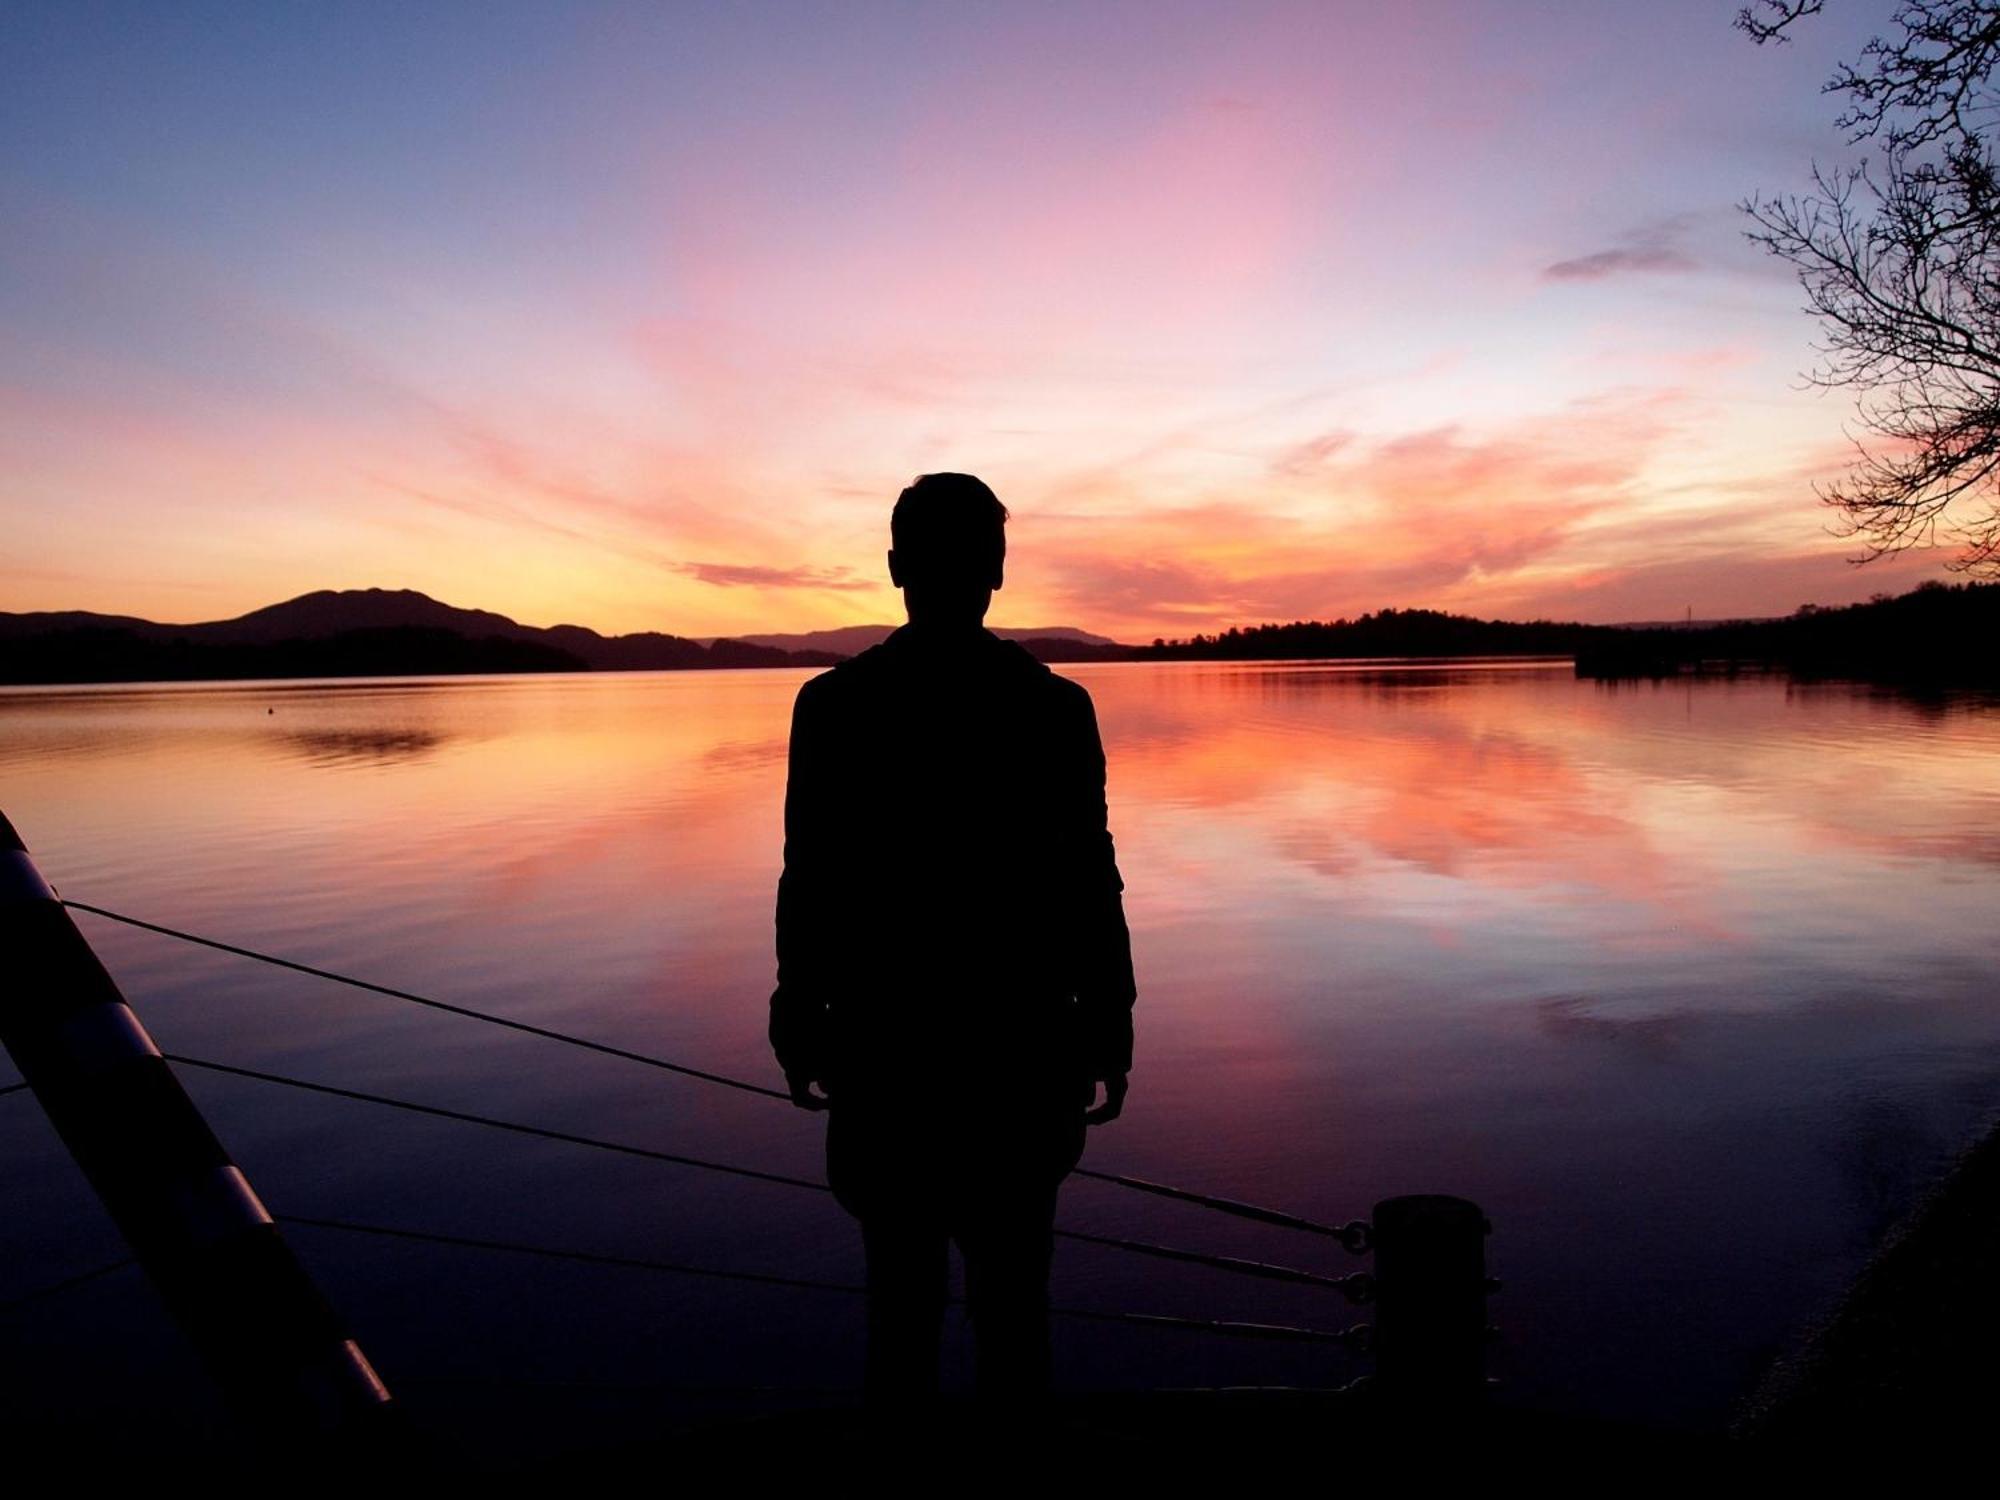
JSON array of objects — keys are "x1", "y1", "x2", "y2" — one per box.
[
  {"x1": 1133, "y1": 582, "x2": 1999, "y2": 685},
  {"x1": 1135, "y1": 608, "x2": 1608, "y2": 661},
  {"x1": 1571, "y1": 580, "x2": 1997, "y2": 684}
]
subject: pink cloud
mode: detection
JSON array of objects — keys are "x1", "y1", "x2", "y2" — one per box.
[
  {"x1": 679, "y1": 560, "x2": 873, "y2": 591},
  {"x1": 1009, "y1": 390, "x2": 1683, "y2": 636}
]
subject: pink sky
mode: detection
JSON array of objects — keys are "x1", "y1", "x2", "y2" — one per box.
[{"x1": 1, "y1": 2, "x2": 1954, "y2": 640}]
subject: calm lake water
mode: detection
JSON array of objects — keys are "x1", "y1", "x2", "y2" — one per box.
[{"x1": 4, "y1": 660, "x2": 1999, "y2": 1460}]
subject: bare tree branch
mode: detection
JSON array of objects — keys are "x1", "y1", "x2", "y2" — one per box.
[
  {"x1": 1745, "y1": 1, "x2": 2000, "y2": 573},
  {"x1": 1737, "y1": 2, "x2": 1826, "y2": 45}
]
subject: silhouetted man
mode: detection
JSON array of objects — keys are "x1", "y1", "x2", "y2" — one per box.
[{"x1": 771, "y1": 472, "x2": 1136, "y2": 1402}]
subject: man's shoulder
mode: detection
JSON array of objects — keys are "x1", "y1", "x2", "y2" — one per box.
[
  {"x1": 990, "y1": 636, "x2": 1106, "y2": 715},
  {"x1": 991, "y1": 650, "x2": 1099, "y2": 746},
  {"x1": 1031, "y1": 655, "x2": 1095, "y2": 711},
  {"x1": 792, "y1": 641, "x2": 891, "y2": 712},
  {"x1": 1041, "y1": 662, "x2": 1091, "y2": 701},
  {"x1": 796, "y1": 630, "x2": 1088, "y2": 707},
  {"x1": 812, "y1": 639, "x2": 894, "y2": 687}
]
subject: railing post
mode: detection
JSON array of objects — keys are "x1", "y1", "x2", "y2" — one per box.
[
  {"x1": 1370, "y1": 1194, "x2": 1489, "y2": 1413},
  {"x1": 0, "y1": 810, "x2": 398, "y2": 1453}
]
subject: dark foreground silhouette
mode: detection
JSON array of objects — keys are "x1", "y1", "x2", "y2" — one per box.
[
  {"x1": 770, "y1": 473, "x2": 1136, "y2": 1399},
  {"x1": 1740, "y1": 1100, "x2": 2000, "y2": 1444}
]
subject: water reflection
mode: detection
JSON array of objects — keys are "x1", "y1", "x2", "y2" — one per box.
[
  {"x1": 275, "y1": 728, "x2": 450, "y2": 766},
  {"x1": 1532, "y1": 995, "x2": 1696, "y2": 1059},
  {"x1": 1, "y1": 663, "x2": 1998, "y2": 1457}
]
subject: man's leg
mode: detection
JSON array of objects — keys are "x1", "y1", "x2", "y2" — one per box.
[
  {"x1": 859, "y1": 1207, "x2": 950, "y2": 1402},
  {"x1": 957, "y1": 1179, "x2": 1059, "y2": 1399},
  {"x1": 830, "y1": 1101, "x2": 953, "y2": 1401}
]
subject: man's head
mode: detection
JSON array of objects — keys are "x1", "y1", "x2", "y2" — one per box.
[{"x1": 888, "y1": 472, "x2": 1007, "y2": 625}]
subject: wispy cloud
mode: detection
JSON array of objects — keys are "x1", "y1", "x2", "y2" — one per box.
[
  {"x1": 1268, "y1": 430, "x2": 1357, "y2": 478},
  {"x1": 679, "y1": 561, "x2": 874, "y2": 591},
  {"x1": 1544, "y1": 219, "x2": 1698, "y2": 282},
  {"x1": 1544, "y1": 244, "x2": 1696, "y2": 281}
]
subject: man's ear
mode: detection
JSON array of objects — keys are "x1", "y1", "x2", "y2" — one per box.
[
  {"x1": 990, "y1": 557, "x2": 1005, "y2": 592},
  {"x1": 887, "y1": 548, "x2": 903, "y2": 588}
]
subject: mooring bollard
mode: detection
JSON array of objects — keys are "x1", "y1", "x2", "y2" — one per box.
[
  {"x1": 1370, "y1": 1193, "x2": 1489, "y2": 1411},
  {"x1": 0, "y1": 810, "x2": 397, "y2": 1452}
]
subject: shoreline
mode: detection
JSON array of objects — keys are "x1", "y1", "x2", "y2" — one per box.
[{"x1": 1739, "y1": 1105, "x2": 2000, "y2": 1441}]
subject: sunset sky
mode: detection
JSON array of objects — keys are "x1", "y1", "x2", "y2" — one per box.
[{"x1": 1, "y1": 0, "x2": 1953, "y2": 641}]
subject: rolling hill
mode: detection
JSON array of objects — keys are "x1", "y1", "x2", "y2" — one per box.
[{"x1": 0, "y1": 588, "x2": 1134, "y2": 684}]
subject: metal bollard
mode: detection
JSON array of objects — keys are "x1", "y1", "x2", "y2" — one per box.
[
  {"x1": 0, "y1": 810, "x2": 397, "y2": 1453},
  {"x1": 1370, "y1": 1194, "x2": 1489, "y2": 1412}
]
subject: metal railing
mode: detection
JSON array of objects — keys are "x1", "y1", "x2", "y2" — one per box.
[{"x1": 1, "y1": 809, "x2": 1494, "y2": 1453}]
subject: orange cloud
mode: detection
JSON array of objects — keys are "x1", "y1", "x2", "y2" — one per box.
[
  {"x1": 1005, "y1": 390, "x2": 1683, "y2": 637},
  {"x1": 679, "y1": 561, "x2": 873, "y2": 591}
]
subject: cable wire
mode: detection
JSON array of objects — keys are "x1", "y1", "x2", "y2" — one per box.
[
  {"x1": 164, "y1": 1053, "x2": 832, "y2": 1196},
  {"x1": 70, "y1": 899, "x2": 1368, "y2": 1247},
  {"x1": 172, "y1": 1052, "x2": 1356, "y2": 1293},
  {"x1": 64, "y1": 899, "x2": 789, "y2": 1103},
  {"x1": 1051, "y1": 1229, "x2": 1371, "y2": 1297},
  {"x1": 1069, "y1": 1169, "x2": 1370, "y2": 1248},
  {"x1": 277, "y1": 1212, "x2": 1369, "y2": 1348},
  {"x1": 0, "y1": 1256, "x2": 137, "y2": 1318},
  {"x1": 277, "y1": 1213, "x2": 857, "y2": 1296}
]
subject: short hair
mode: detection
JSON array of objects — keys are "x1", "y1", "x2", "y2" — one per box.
[{"x1": 891, "y1": 473, "x2": 1008, "y2": 578}]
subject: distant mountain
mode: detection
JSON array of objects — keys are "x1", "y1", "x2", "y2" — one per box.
[
  {"x1": 733, "y1": 623, "x2": 1119, "y2": 655},
  {"x1": 0, "y1": 620, "x2": 590, "y2": 684},
  {"x1": 0, "y1": 609, "x2": 160, "y2": 637},
  {"x1": 0, "y1": 590, "x2": 1131, "y2": 685},
  {"x1": 0, "y1": 588, "x2": 837, "y2": 684}
]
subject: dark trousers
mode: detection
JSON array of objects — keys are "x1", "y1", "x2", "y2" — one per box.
[
  {"x1": 857, "y1": 1182, "x2": 1059, "y2": 1399},
  {"x1": 828, "y1": 1095, "x2": 1084, "y2": 1402}
]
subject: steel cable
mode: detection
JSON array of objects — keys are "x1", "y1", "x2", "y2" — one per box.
[
  {"x1": 69, "y1": 898, "x2": 1367, "y2": 1249},
  {"x1": 165, "y1": 1052, "x2": 1366, "y2": 1295},
  {"x1": 276, "y1": 1212, "x2": 1371, "y2": 1348}
]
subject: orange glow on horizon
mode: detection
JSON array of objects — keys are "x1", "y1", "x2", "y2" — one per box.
[{"x1": 3, "y1": 4, "x2": 1973, "y2": 637}]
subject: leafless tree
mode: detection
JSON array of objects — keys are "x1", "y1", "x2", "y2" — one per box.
[{"x1": 1741, "y1": 0, "x2": 2000, "y2": 572}]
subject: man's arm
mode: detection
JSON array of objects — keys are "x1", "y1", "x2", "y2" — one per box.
[
  {"x1": 1064, "y1": 684, "x2": 1136, "y2": 1122},
  {"x1": 771, "y1": 678, "x2": 835, "y2": 1109}
]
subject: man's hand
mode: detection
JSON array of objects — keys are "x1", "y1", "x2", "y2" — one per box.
[
  {"x1": 1084, "y1": 1072, "x2": 1128, "y2": 1125},
  {"x1": 785, "y1": 1071, "x2": 830, "y2": 1112}
]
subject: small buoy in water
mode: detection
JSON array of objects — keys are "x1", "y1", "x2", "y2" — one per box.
[{"x1": 267, "y1": 708, "x2": 274, "y2": 714}]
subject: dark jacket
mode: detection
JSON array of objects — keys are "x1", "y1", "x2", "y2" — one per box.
[{"x1": 770, "y1": 624, "x2": 1135, "y2": 1099}]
